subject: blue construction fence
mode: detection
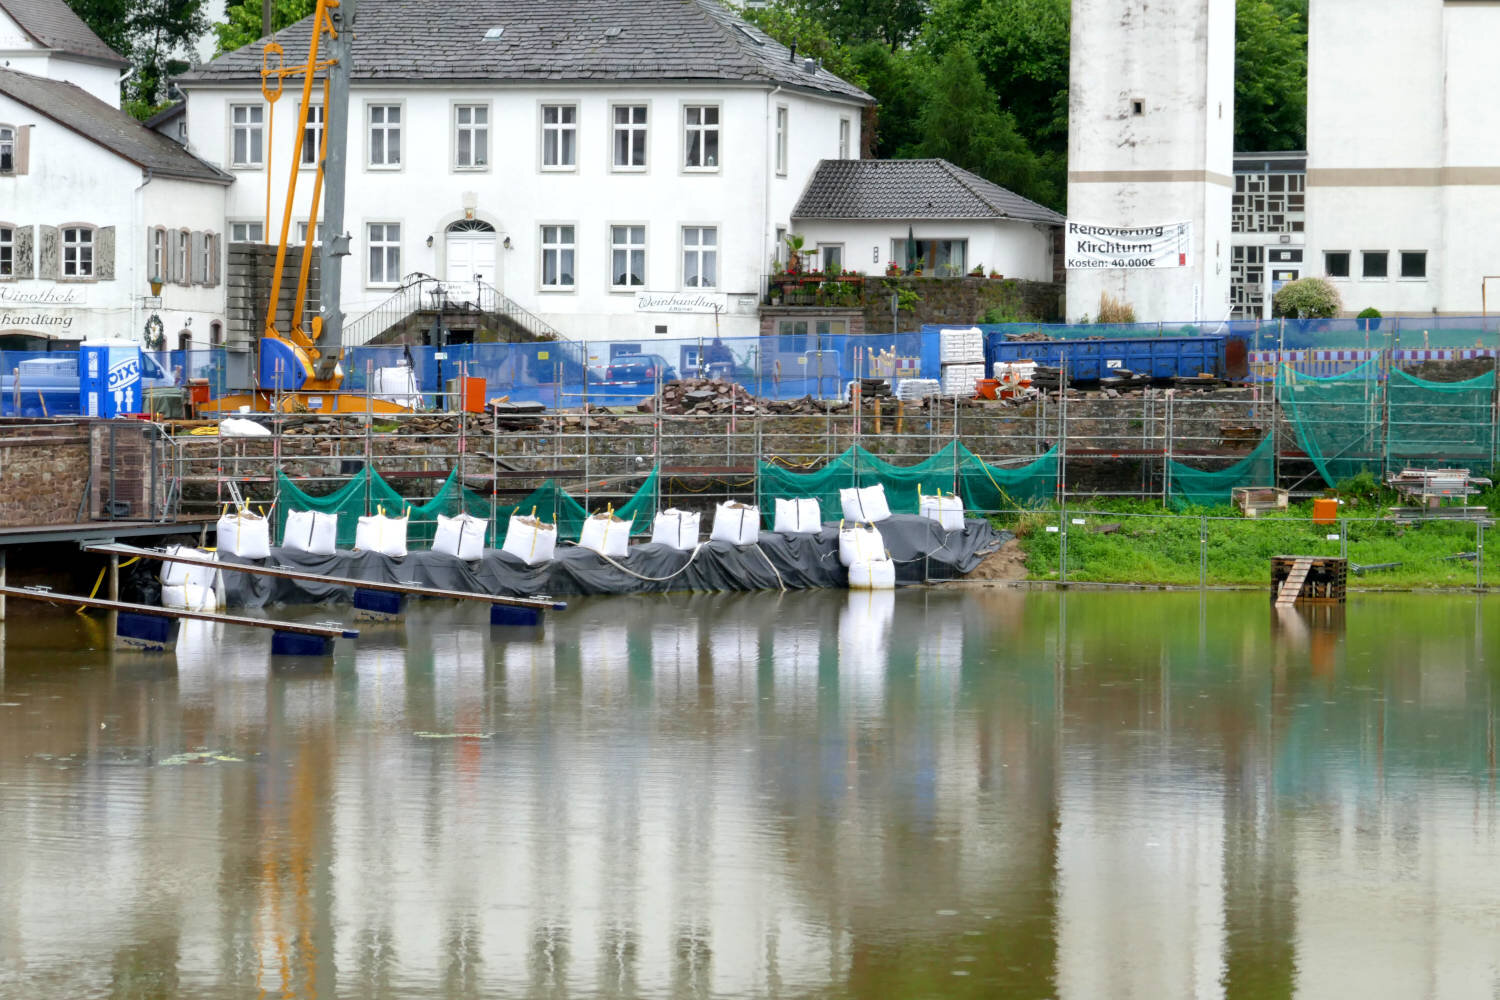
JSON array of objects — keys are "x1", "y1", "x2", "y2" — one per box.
[{"x1": 0, "y1": 349, "x2": 227, "y2": 417}]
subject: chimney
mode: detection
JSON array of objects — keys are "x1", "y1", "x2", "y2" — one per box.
[{"x1": 788, "y1": 42, "x2": 796, "y2": 63}]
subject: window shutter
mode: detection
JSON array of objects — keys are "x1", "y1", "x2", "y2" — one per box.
[
  {"x1": 191, "y1": 231, "x2": 205, "y2": 284},
  {"x1": 95, "y1": 225, "x2": 115, "y2": 280},
  {"x1": 38, "y1": 225, "x2": 58, "y2": 279},
  {"x1": 210, "y1": 234, "x2": 221, "y2": 286},
  {"x1": 15, "y1": 126, "x2": 29, "y2": 176},
  {"x1": 14, "y1": 225, "x2": 33, "y2": 278}
]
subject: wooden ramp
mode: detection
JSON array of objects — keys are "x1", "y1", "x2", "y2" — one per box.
[{"x1": 1275, "y1": 558, "x2": 1313, "y2": 607}]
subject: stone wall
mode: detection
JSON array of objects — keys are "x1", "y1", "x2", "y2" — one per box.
[
  {"x1": 0, "y1": 419, "x2": 92, "y2": 526},
  {"x1": 860, "y1": 276, "x2": 1065, "y2": 328}
]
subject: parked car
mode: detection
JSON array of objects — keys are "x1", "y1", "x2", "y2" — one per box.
[{"x1": 605, "y1": 353, "x2": 678, "y2": 382}]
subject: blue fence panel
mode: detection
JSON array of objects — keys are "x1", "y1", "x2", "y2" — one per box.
[{"x1": 0, "y1": 350, "x2": 79, "y2": 416}]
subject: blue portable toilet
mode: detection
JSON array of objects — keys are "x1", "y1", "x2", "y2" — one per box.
[{"x1": 80, "y1": 340, "x2": 144, "y2": 417}]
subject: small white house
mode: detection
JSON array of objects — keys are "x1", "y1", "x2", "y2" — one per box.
[
  {"x1": 0, "y1": 1, "x2": 230, "y2": 354},
  {"x1": 788, "y1": 158, "x2": 1061, "y2": 281},
  {"x1": 176, "y1": 0, "x2": 872, "y2": 350}
]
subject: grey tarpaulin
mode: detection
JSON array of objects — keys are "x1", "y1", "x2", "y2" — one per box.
[{"x1": 218, "y1": 514, "x2": 1008, "y2": 609}]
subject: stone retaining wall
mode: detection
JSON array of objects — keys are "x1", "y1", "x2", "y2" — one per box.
[{"x1": 0, "y1": 420, "x2": 92, "y2": 526}]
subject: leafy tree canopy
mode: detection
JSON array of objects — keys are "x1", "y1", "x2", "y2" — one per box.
[
  {"x1": 68, "y1": 0, "x2": 208, "y2": 117},
  {"x1": 1235, "y1": 0, "x2": 1307, "y2": 150},
  {"x1": 214, "y1": 0, "x2": 315, "y2": 56}
]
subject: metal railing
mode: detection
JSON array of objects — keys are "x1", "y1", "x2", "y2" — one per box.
[{"x1": 343, "y1": 273, "x2": 570, "y2": 347}]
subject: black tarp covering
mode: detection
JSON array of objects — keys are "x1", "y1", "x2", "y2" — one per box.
[{"x1": 218, "y1": 515, "x2": 1008, "y2": 609}]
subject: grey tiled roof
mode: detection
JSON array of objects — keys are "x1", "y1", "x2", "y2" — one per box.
[
  {"x1": 179, "y1": 0, "x2": 871, "y2": 102},
  {"x1": 0, "y1": 0, "x2": 128, "y2": 67},
  {"x1": 0, "y1": 69, "x2": 230, "y2": 183},
  {"x1": 792, "y1": 159, "x2": 1065, "y2": 225}
]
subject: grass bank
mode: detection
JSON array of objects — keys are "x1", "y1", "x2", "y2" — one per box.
[{"x1": 994, "y1": 478, "x2": 1498, "y2": 589}]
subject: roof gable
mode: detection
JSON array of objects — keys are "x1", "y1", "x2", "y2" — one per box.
[
  {"x1": 0, "y1": 69, "x2": 228, "y2": 183},
  {"x1": 792, "y1": 159, "x2": 1065, "y2": 225},
  {"x1": 179, "y1": 0, "x2": 870, "y2": 102},
  {"x1": 0, "y1": 0, "x2": 128, "y2": 67}
]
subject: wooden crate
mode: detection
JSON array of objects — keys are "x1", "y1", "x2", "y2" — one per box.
[
  {"x1": 1233, "y1": 487, "x2": 1289, "y2": 519},
  {"x1": 1271, "y1": 555, "x2": 1347, "y2": 604}
]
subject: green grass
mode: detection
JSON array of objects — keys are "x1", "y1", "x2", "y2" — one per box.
[{"x1": 995, "y1": 490, "x2": 1495, "y2": 589}]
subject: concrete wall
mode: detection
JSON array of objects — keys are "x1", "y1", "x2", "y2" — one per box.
[
  {"x1": 1066, "y1": 0, "x2": 1234, "y2": 323},
  {"x1": 182, "y1": 81, "x2": 864, "y2": 344},
  {"x1": 0, "y1": 8, "x2": 121, "y2": 107},
  {"x1": 1306, "y1": 0, "x2": 1500, "y2": 315}
]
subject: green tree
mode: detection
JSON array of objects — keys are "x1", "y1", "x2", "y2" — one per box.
[
  {"x1": 64, "y1": 0, "x2": 131, "y2": 55},
  {"x1": 799, "y1": 0, "x2": 925, "y2": 48},
  {"x1": 846, "y1": 40, "x2": 924, "y2": 157},
  {"x1": 215, "y1": 0, "x2": 316, "y2": 55},
  {"x1": 68, "y1": 0, "x2": 207, "y2": 116},
  {"x1": 1235, "y1": 0, "x2": 1307, "y2": 150},
  {"x1": 911, "y1": 44, "x2": 1055, "y2": 208}
]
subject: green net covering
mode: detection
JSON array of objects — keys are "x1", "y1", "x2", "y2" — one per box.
[
  {"x1": 1277, "y1": 360, "x2": 1385, "y2": 486},
  {"x1": 757, "y1": 444, "x2": 1056, "y2": 519},
  {"x1": 1167, "y1": 434, "x2": 1275, "y2": 508},
  {"x1": 275, "y1": 467, "x2": 660, "y2": 549},
  {"x1": 1386, "y1": 368, "x2": 1495, "y2": 470}
]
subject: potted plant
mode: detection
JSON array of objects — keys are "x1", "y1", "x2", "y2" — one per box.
[
  {"x1": 885, "y1": 260, "x2": 901, "y2": 277},
  {"x1": 969, "y1": 264, "x2": 985, "y2": 278},
  {"x1": 989, "y1": 270, "x2": 1003, "y2": 279}
]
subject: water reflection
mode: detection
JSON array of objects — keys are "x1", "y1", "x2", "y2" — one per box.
[{"x1": 1, "y1": 591, "x2": 1499, "y2": 997}]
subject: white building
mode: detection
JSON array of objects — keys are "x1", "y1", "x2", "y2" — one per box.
[
  {"x1": 0, "y1": 1, "x2": 229, "y2": 353},
  {"x1": 1230, "y1": 151, "x2": 1305, "y2": 320},
  {"x1": 1066, "y1": 0, "x2": 1234, "y2": 323},
  {"x1": 176, "y1": 0, "x2": 871, "y2": 350},
  {"x1": 1306, "y1": 0, "x2": 1500, "y2": 316}
]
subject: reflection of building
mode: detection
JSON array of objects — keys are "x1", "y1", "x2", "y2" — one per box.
[
  {"x1": 0, "y1": 0, "x2": 228, "y2": 352},
  {"x1": 1230, "y1": 152, "x2": 1306, "y2": 320}
]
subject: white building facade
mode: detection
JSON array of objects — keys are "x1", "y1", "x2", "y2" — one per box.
[
  {"x1": 0, "y1": 2, "x2": 229, "y2": 353},
  {"x1": 1306, "y1": 0, "x2": 1500, "y2": 316},
  {"x1": 1066, "y1": 0, "x2": 1234, "y2": 323},
  {"x1": 177, "y1": 0, "x2": 870, "y2": 349}
]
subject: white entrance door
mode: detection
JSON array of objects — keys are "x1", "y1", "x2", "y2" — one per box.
[{"x1": 444, "y1": 222, "x2": 498, "y2": 305}]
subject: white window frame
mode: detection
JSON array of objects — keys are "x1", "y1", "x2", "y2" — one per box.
[
  {"x1": 610, "y1": 102, "x2": 649, "y2": 172},
  {"x1": 366, "y1": 102, "x2": 402, "y2": 170},
  {"x1": 838, "y1": 117, "x2": 851, "y2": 159},
  {"x1": 452, "y1": 103, "x2": 490, "y2": 171},
  {"x1": 229, "y1": 103, "x2": 265, "y2": 169},
  {"x1": 0, "y1": 126, "x2": 13, "y2": 173},
  {"x1": 1399, "y1": 250, "x2": 1428, "y2": 281},
  {"x1": 0, "y1": 225, "x2": 12, "y2": 278},
  {"x1": 151, "y1": 226, "x2": 167, "y2": 281},
  {"x1": 539, "y1": 223, "x2": 577, "y2": 291},
  {"x1": 62, "y1": 225, "x2": 96, "y2": 280},
  {"x1": 540, "y1": 102, "x2": 578, "y2": 171},
  {"x1": 228, "y1": 220, "x2": 265, "y2": 243},
  {"x1": 1323, "y1": 250, "x2": 1351, "y2": 280},
  {"x1": 681, "y1": 225, "x2": 718, "y2": 290},
  {"x1": 1360, "y1": 250, "x2": 1389, "y2": 281},
  {"x1": 175, "y1": 229, "x2": 190, "y2": 283},
  {"x1": 774, "y1": 105, "x2": 788, "y2": 176},
  {"x1": 300, "y1": 103, "x2": 324, "y2": 167},
  {"x1": 817, "y1": 242, "x2": 845, "y2": 275},
  {"x1": 296, "y1": 221, "x2": 325, "y2": 246},
  {"x1": 366, "y1": 221, "x2": 402, "y2": 287},
  {"x1": 682, "y1": 103, "x2": 720, "y2": 172},
  {"x1": 609, "y1": 223, "x2": 646, "y2": 291},
  {"x1": 201, "y1": 231, "x2": 217, "y2": 284}
]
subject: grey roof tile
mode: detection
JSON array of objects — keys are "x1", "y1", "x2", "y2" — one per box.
[
  {"x1": 0, "y1": 0, "x2": 128, "y2": 67},
  {"x1": 179, "y1": 0, "x2": 870, "y2": 102},
  {"x1": 0, "y1": 68, "x2": 230, "y2": 183},
  {"x1": 792, "y1": 159, "x2": 1064, "y2": 225}
]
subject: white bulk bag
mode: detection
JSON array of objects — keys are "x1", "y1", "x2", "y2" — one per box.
[
  {"x1": 839, "y1": 483, "x2": 891, "y2": 523},
  {"x1": 501, "y1": 514, "x2": 557, "y2": 565},
  {"x1": 161, "y1": 544, "x2": 216, "y2": 589},
  {"x1": 433, "y1": 512, "x2": 488, "y2": 560},
  {"x1": 282, "y1": 509, "x2": 339, "y2": 555},
  {"x1": 355, "y1": 509, "x2": 409, "y2": 558},
  {"x1": 579, "y1": 511, "x2": 631, "y2": 558},
  {"x1": 217, "y1": 510, "x2": 271, "y2": 559},
  {"x1": 919, "y1": 492, "x2": 966, "y2": 532},
  {"x1": 651, "y1": 508, "x2": 701, "y2": 550},
  {"x1": 838, "y1": 521, "x2": 887, "y2": 567},
  {"x1": 372, "y1": 366, "x2": 423, "y2": 410},
  {"x1": 710, "y1": 502, "x2": 760, "y2": 545},
  {"x1": 219, "y1": 416, "x2": 272, "y2": 438},
  {"x1": 848, "y1": 558, "x2": 896, "y2": 590},
  {"x1": 773, "y1": 497, "x2": 822, "y2": 533},
  {"x1": 162, "y1": 582, "x2": 221, "y2": 611}
]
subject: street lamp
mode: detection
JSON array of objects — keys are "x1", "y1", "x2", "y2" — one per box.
[{"x1": 428, "y1": 283, "x2": 446, "y2": 411}]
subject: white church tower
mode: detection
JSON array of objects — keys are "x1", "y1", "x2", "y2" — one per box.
[{"x1": 1066, "y1": 0, "x2": 1235, "y2": 323}]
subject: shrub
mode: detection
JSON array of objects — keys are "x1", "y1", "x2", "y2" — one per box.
[
  {"x1": 1096, "y1": 291, "x2": 1136, "y2": 324},
  {"x1": 1357, "y1": 306, "x2": 1381, "y2": 319},
  {"x1": 1273, "y1": 277, "x2": 1343, "y2": 318}
]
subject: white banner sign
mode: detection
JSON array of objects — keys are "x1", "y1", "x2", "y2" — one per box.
[
  {"x1": 635, "y1": 291, "x2": 727, "y2": 315},
  {"x1": 1065, "y1": 221, "x2": 1192, "y2": 270}
]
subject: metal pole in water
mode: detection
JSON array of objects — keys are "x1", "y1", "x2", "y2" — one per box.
[{"x1": 1200, "y1": 515, "x2": 1207, "y2": 590}]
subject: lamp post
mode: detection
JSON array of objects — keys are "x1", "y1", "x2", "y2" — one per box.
[{"x1": 429, "y1": 283, "x2": 446, "y2": 411}]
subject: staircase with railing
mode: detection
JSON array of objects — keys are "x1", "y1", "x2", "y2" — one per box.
[{"x1": 342, "y1": 273, "x2": 569, "y2": 348}]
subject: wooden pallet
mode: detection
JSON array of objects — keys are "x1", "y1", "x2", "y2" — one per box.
[{"x1": 1271, "y1": 555, "x2": 1347, "y2": 605}]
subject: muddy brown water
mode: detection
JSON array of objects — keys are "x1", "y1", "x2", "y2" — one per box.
[{"x1": 1, "y1": 590, "x2": 1498, "y2": 998}]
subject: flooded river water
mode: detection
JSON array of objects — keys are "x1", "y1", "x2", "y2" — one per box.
[{"x1": 1, "y1": 589, "x2": 1498, "y2": 998}]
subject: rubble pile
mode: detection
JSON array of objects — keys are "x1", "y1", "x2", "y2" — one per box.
[{"x1": 642, "y1": 379, "x2": 852, "y2": 416}]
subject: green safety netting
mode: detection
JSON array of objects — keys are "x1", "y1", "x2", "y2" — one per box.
[
  {"x1": 274, "y1": 467, "x2": 659, "y2": 549},
  {"x1": 1276, "y1": 360, "x2": 1385, "y2": 486},
  {"x1": 757, "y1": 443, "x2": 1057, "y2": 518},
  {"x1": 1387, "y1": 368, "x2": 1495, "y2": 469},
  {"x1": 1167, "y1": 434, "x2": 1275, "y2": 508}
]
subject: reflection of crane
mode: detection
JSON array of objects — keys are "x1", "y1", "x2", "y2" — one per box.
[{"x1": 208, "y1": 0, "x2": 410, "y2": 414}]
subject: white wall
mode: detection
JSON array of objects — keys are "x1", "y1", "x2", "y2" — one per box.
[
  {"x1": 1306, "y1": 0, "x2": 1500, "y2": 316},
  {"x1": 791, "y1": 218, "x2": 1054, "y2": 282},
  {"x1": 184, "y1": 80, "x2": 863, "y2": 343},
  {"x1": 0, "y1": 10, "x2": 121, "y2": 107},
  {"x1": 0, "y1": 93, "x2": 225, "y2": 345},
  {"x1": 1066, "y1": 0, "x2": 1234, "y2": 323}
]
